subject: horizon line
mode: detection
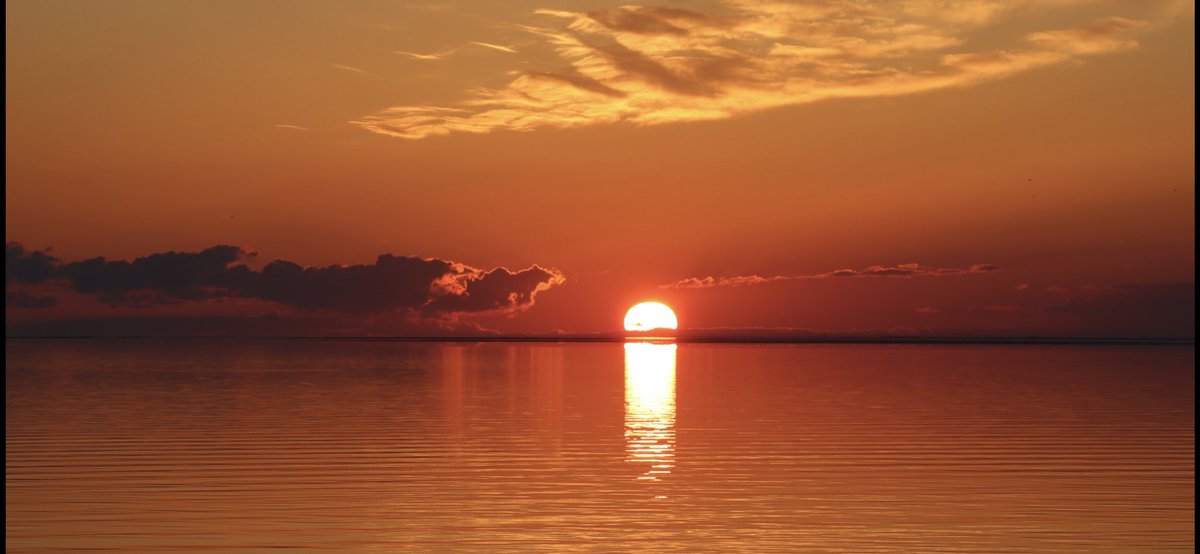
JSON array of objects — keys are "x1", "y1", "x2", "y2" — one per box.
[{"x1": 4, "y1": 335, "x2": 1193, "y2": 346}]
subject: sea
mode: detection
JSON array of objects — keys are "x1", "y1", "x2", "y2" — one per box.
[{"x1": 6, "y1": 339, "x2": 1194, "y2": 552}]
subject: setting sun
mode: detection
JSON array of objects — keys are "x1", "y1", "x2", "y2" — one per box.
[{"x1": 623, "y1": 302, "x2": 678, "y2": 332}]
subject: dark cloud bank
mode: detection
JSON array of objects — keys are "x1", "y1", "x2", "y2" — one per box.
[
  {"x1": 6, "y1": 243, "x2": 1193, "y2": 340},
  {"x1": 1048, "y1": 283, "x2": 1194, "y2": 339},
  {"x1": 6, "y1": 243, "x2": 564, "y2": 333}
]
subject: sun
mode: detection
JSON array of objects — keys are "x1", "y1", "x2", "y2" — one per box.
[{"x1": 624, "y1": 302, "x2": 678, "y2": 332}]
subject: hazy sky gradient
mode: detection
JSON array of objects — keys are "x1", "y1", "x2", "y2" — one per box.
[{"x1": 5, "y1": 0, "x2": 1195, "y2": 337}]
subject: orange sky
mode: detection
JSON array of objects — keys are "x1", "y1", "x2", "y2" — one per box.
[{"x1": 5, "y1": 0, "x2": 1195, "y2": 338}]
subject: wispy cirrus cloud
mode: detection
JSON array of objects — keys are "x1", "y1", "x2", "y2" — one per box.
[
  {"x1": 330, "y1": 63, "x2": 372, "y2": 75},
  {"x1": 662, "y1": 263, "x2": 1000, "y2": 289},
  {"x1": 396, "y1": 48, "x2": 458, "y2": 61},
  {"x1": 469, "y1": 41, "x2": 519, "y2": 54},
  {"x1": 394, "y1": 41, "x2": 513, "y2": 64},
  {"x1": 352, "y1": 0, "x2": 1180, "y2": 139}
]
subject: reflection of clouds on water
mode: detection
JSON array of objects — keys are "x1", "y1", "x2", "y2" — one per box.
[{"x1": 624, "y1": 342, "x2": 676, "y2": 484}]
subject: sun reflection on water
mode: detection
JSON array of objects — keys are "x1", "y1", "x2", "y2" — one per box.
[{"x1": 624, "y1": 342, "x2": 677, "y2": 486}]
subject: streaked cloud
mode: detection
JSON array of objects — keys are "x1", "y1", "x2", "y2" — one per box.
[
  {"x1": 330, "y1": 63, "x2": 371, "y2": 75},
  {"x1": 394, "y1": 42, "x2": 511, "y2": 62},
  {"x1": 396, "y1": 48, "x2": 458, "y2": 61},
  {"x1": 469, "y1": 41, "x2": 519, "y2": 54},
  {"x1": 353, "y1": 1, "x2": 1178, "y2": 139},
  {"x1": 662, "y1": 263, "x2": 1000, "y2": 289}
]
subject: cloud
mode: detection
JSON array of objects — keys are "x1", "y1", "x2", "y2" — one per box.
[
  {"x1": 662, "y1": 262, "x2": 1000, "y2": 289},
  {"x1": 524, "y1": 70, "x2": 628, "y2": 98},
  {"x1": 6, "y1": 243, "x2": 59, "y2": 284},
  {"x1": 393, "y1": 42, "x2": 515, "y2": 62},
  {"x1": 6, "y1": 244, "x2": 564, "y2": 317},
  {"x1": 330, "y1": 63, "x2": 371, "y2": 75},
  {"x1": 6, "y1": 290, "x2": 57, "y2": 309},
  {"x1": 352, "y1": 1, "x2": 1174, "y2": 139},
  {"x1": 396, "y1": 48, "x2": 458, "y2": 61},
  {"x1": 470, "y1": 41, "x2": 519, "y2": 54},
  {"x1": 1049, "y1": 283, "x2": 1195, "y2": 338},
  {"x1": 1025, "y1": 17, "x2": 1146, "y2": 55},
  {"x1": 428, "y1": 265, "x2": 565, "y2": 314},
  {"x1": 242, "y1": 255, "x2": 455, "y2": 313},
  {"x1": 61, "y1": 245, "x2": 256, "y2": 302}
]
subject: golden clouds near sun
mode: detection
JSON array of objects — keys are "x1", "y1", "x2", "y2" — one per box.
[{"x1": 624, "y1": 302, "x2": 678, "y2": 332}]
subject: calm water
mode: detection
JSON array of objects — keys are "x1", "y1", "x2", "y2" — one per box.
[{"x1": 6, "y1": 340, "x2": 1194, "y2": 552}]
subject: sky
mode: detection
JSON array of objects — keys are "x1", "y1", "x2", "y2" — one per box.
[{"x1": 5, "y1": 0, "x2": 1195, "y2": 338}]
